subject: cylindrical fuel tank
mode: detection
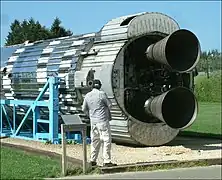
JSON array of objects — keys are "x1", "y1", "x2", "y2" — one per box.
[{"x1": 1, "y1": 12, "x2": 200, "y2": 146}]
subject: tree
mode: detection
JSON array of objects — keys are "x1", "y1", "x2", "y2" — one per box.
[
  {"x1": 50, "y1": 17, "x2": 73, "y2": 38},
  {"x1": 196, "y1": 49, "x2": 221, "y2": 78},
  {"x1": 29, "y1": 20, "x2": 51, "y2": 42},
  {"x1": 5, "y1": 18, "x2": 51, "y2": 46},
  {"x1": 196, "y1": 51, "x2": 206, "y2": 72},
  {"x1": 5, "y1": 17, "x2": 73, "y2": 46},
  {"x1": 5, "y1": 20, "x2": 22, "y2": 46}
]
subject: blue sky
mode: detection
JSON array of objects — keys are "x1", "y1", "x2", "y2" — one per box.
[{"x1": 1, "y1": 1, "x2": 221, "y2": 51}]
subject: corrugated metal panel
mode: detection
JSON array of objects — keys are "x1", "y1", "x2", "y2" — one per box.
[
  {"x1": 81, "y1": 42, "x2": 125, "y2": 68},
  {"x1": 104, "y1": 12, "x2": 145, "y2": 26},
  {"x1": 88, "y1": 42, "x2": 124, "y2": 50},
  {"x1": 75, "y1": 31, "x2": 135, "y2": 144},
  {"x1": 83, "y1": 55, "x2": 117, "y2": 64},
  {"x1": 101, "y1": 27, "x2": 128, "y2": 36},
  {"x1": 2, "y1": 34, "x2": 95, "y2": 107},
  {"x1": 102, "y1": 24, "x2": 122, "y2": 31},
  {"x1": 78, "y1": 37, "x2": 134, "y2": 144},
  {"x1": 98, "y1": 13, "x2": 145, "y2": 42},
  {"x1": 110, "y1": 120, "x2": 128, "y2": 127},
  {"x1": 127, "y1": 12, "x2": 180, "y2": 38},
  {"x1": 74, "y1": 69, "x2": 91, "y2": 87},
  {"x1": 100, "y1": 33, "x2": 128, "y2": 42}
]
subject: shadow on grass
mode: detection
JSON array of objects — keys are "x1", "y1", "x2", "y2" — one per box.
[
  {"x1": 166, "y1": 135, "x2": 222, "y2": 151},
  {"x1": 114, "y1": 135, "x2": 222, "y2": 151},
  {"x1": 179, "y1": 130, "x2": 222, "y2": 139}
]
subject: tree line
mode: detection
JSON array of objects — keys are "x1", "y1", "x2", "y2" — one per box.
[
  {"x1": 196, "y1": 49, "x2": 221, "y2": 77},
  {"x1": 5, "y1": 17, "x2": 73, "y2": 46}
]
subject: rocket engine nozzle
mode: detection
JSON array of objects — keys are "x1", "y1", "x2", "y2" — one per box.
[
  {"x1": 146, "y1": 29, "x2": 201, "y2": 73},
  {"x1": 144, "y1": 87, "x2": 198, "y2": 130}
]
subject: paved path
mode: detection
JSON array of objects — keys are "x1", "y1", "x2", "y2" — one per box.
[{"x1": 57, "y1": 165, "x2": 222, "y2": 179}]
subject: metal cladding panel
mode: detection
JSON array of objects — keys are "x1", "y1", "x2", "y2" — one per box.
[
  {"x1": 78, "y1": 39, "x2": 136, "y2": 144},
  {"x1": 99, "y1": 12, "x2": 145, "y2": 42},
  {"x1": 109, "y1": 100, "x2": 133, "y2": 144},
  {"x1": 1, "y1": 46, "x2": 22, "y2": 70},
  {"x1": 100, "y1": 33, "x2": 128, "y2": 42},
  {"x1": 80, "y1": 41, "x2": 124, "y2": 96},
  {"x1": 99, "y1": 12, "x2": 180, "y2": 42},
  {"x1": 1, "y1": 46, "x2": 22, "y2": 99},
  {"x1": 2, "y1": 34, "x2": 96, "y2": 102},
  {"x1": 80, "y1": 40, "x2": 126, "y2": 96},
  {"x1": 110, "y1": 105, "x2": 135, "y2": 144},
  {"x1": 127, "y1": 12, "x2": 180, "y2": 38},
  {"x1": 101, "y1": 27, "x2": 128, "y2": 36},
  {"x1": 103, "y1": 12, "x2": 145, "y2": 26}
]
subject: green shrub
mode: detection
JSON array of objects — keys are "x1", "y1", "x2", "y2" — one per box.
[{"x1": 194, "y1": 71, "x2": 221, "y2": 102}]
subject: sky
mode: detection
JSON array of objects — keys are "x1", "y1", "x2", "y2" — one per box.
[{"x1": 1, "y1": 1, "x2": 221, "y2": 51}]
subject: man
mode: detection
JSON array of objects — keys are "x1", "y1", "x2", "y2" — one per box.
[{"x1": 82, "y1": 79, "x2": 117, "y2": 167}]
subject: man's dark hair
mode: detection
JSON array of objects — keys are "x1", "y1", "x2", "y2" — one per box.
[{"x1": 93, "y1": 79, "x2": 102, "y2": 89}]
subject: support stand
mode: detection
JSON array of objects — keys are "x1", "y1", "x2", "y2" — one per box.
[
  {"x1": 0, "y1": 76, "x2": 60, "y2": 143},
  {"x1": 61, "y1": 114, "x2": 89, "y2": 176}
]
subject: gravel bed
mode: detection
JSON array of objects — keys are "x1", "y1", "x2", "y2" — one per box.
[{"x1": 1, "y1": 137, "x2": 221, "y2": 166}]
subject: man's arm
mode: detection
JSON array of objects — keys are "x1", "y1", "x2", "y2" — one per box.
[
  {"x1": 101, "y1": 91, "x2": 112, "y2": 109},
  {"x1": 100, "y1": 91, "x2": 112, "y2": 120},
  {"x1": 82, "y1": 97, "x2": 89, "y2": 116}
]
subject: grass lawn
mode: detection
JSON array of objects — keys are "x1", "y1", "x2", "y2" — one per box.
[
  {"x1": 0, "y1": 146, "x2": 61, "y2": 179},
  {"x1": 0, "y1": 145, "x2": 99, "y2": 179},
  {"x1": 182, "y1": 102, "x2": 221, "y2": 136},
  {"x1": 1, "y1": 146, "x2": 218, "y2": 180}
]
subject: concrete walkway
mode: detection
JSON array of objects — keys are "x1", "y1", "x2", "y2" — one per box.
[{"x1": 56, "y1": 165, "x2": 222, "y2": 179}]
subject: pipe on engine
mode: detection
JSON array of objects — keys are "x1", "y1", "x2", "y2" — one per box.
[
  {"x1": 144, "y1": 87, "x2": 198, "y2": 130},
  {"x1": 145, "y1": 29, "x2": 201, "y2": 73}
]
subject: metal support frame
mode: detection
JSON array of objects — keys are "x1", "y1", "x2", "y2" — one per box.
[
  {"x1": 0, "y1": 76, "x2": 60, "y2": 144},
  {"x1": 61, "y1": 114, "x2": 88, "y2": 176}
]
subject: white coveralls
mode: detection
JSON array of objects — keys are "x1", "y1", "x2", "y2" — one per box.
[{"x1": 82, "y1": 88, "x2": 112, "y2": 164}]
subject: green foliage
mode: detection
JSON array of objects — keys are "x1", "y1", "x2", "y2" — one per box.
[
  {"x1": 5, "y1": 17, "x2": 73, "y2": 46},
  {"x1": 44, "y1": 140, "x2": 52, "y2": 145},
  {"x1": 5, "y1": 20, "x2": 23, "y2": 45},
  {"x1": 66, "y1": 139, "x2": 78, "y2": 144},
  {"x1": 182, "y1": 102, "x2": 221, "y2": 136},
  {"x1": 194, "y1": 71, "x2": 221, "y2": 102},
  {"x1": 196, "y1": 49, "x2": 221, "y2": 73},
  {"x1": 50, "y1": 17, "x2": 73, "y2": 39}
]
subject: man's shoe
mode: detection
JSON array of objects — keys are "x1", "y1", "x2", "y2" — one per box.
[
  {"x1": 89, "y1": 161, "x2": 97, "y2": 167},
  {"x1": 103, "y1": 162, "x2": 117, "y2": 167}
]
